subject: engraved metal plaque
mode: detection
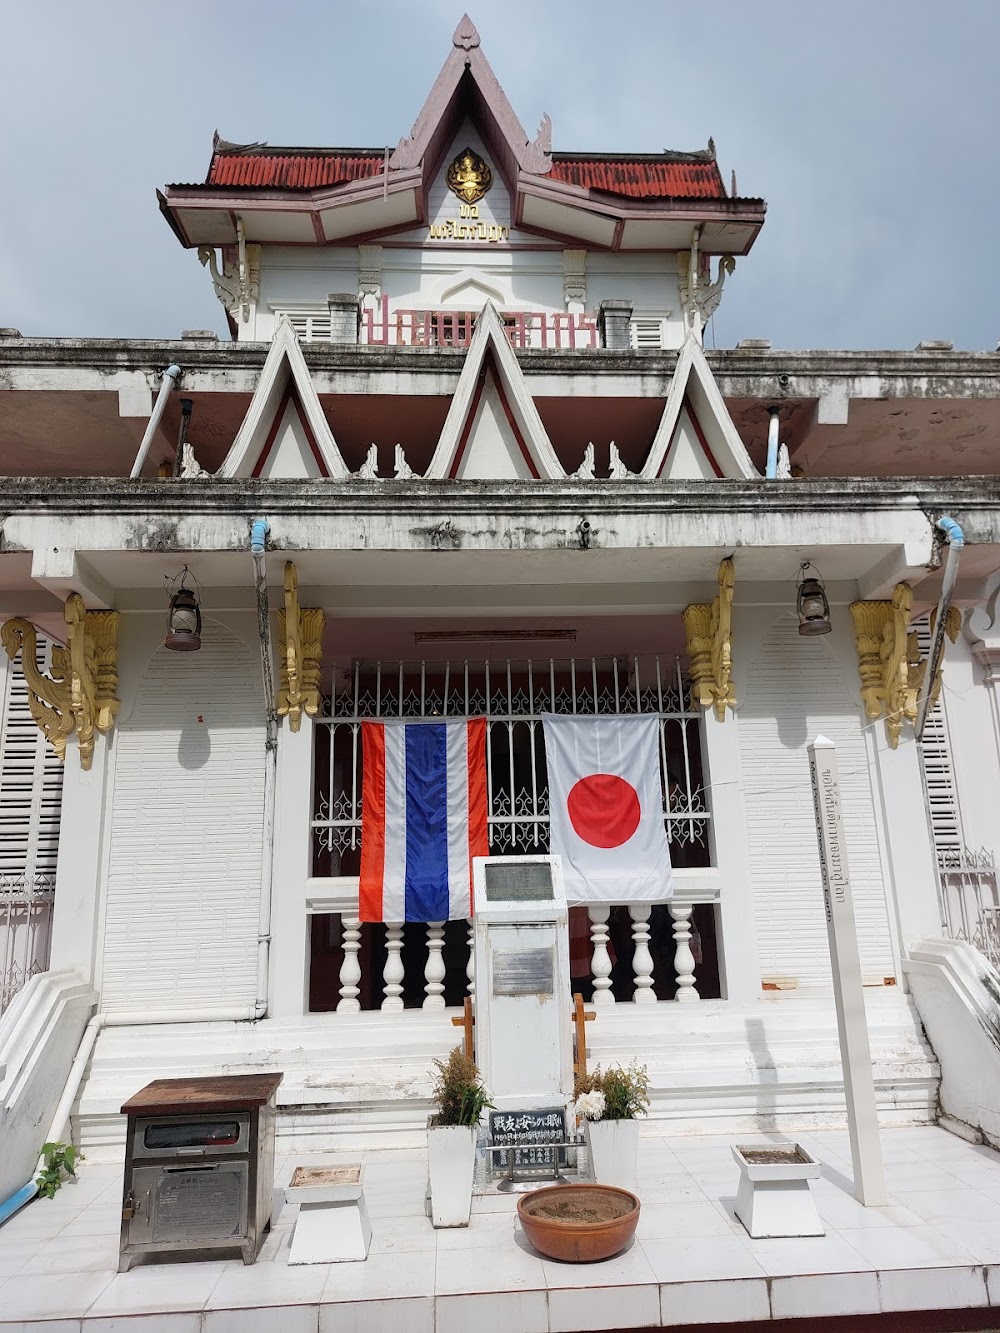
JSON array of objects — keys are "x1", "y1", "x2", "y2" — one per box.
[
  {"x1": 484, "y1": 862, "x2": 553, "y2": 903},
  {"x1": 151, "y1": 1166, "x2": 244, "y2": 1242},
  {"x1": 492, "y1": 946, "x2": 554, "y2": 996}
]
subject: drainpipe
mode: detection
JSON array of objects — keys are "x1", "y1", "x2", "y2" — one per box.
[
  {"x1": 129, "y1": 365, "x2": 181, "y2": 479},
  {"x1": 765, "y1": 406, "x2": 781, "y2": 479},
  {"x1": 250, "y1": 519, "x2": 277, "y2": 1020},
  {"x1": 0, "y1": 1005, "x2": 260, "y2": 1227},
  {"x1": 915, "y1": 516, "x2": 966, "y2": 741}
]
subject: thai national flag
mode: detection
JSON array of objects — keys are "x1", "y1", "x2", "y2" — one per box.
[{"x1": 359, "y1": 719, "x2": 489, "y2": 923}]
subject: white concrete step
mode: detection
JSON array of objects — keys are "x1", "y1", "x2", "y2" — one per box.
[{"x1": 72, "y1": 988, "x2": 939, "y2": 1154}]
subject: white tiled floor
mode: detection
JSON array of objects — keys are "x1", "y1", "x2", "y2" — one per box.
[{"x1": 3, "y1": 1127, "x2": 1000, "y2": 1329}]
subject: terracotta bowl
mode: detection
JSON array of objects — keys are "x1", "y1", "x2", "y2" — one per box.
[{"x1": 517, "y1": 1184, "x2": 640, "y2": 1263}]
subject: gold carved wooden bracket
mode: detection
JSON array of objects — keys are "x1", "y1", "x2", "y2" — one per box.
[
  {"x1": 276, "y1": 562, "x2": 325, "y2": 732},
  {"x1": 682, "y1": 557, "x2": 736, "y2": 722},
  {"x1": 849, "y1": 584, "x2": 961, "y2": 748},
  {"x1": 0, "y1": 594, "x2": 120, "y2": 770}
]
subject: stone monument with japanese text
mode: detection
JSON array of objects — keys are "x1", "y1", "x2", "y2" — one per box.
[{"x1": 471, "y1": 855, "x2": 573, "y2": 1112}]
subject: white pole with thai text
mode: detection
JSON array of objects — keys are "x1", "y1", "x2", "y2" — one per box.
[{"x1": 808, "y1": 734, "x2": 887, "y2": 1206}]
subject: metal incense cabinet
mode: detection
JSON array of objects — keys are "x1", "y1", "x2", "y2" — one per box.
[{"x1": 118, "y1": 1073, "x2": 282, "y2": 1271}]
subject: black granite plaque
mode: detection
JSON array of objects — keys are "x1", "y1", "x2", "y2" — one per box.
[{"x1": 489, "y1": 1107, "x2": 567, "y2": 1170}]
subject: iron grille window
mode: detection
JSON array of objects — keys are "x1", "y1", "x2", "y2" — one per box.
[{"x1": 311, "y1": 655, "x2": 710, "y2": 877}]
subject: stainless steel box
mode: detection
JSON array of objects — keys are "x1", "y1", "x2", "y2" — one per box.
[{"x1": 118, "y1": 1074, "x2": 282, "y2": 1271}]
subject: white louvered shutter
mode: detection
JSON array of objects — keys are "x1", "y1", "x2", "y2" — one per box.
[
  {"x1": 274, "y1": 308, "x2": 333, "y2": 342},
  {"x1": 101, "y1": 624, "x2": 265, "y2": 1012},
  {"x1": 0, "y1": 635, "x2": 63, "y2": 880},
  {"x1": 630, "y1": 317, "x2": 666, "y2": 350},
  {"x1": 738, "y1": 614, "x2": 895, "y2": 987}
]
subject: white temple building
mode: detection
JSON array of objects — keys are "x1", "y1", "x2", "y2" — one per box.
[{"x1": 4, "y1": 23, "x2": 1000, "y2": 1319}]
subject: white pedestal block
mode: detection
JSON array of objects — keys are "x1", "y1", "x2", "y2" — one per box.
[
  {"x1": 732, "y1": 1145, "x2": 824, "y2": 1238},
  {"x1": 285, "y1": 1166, "x2": 371, "y2": 1264}
]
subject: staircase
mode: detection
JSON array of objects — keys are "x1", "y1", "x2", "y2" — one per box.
[{"x1": 71, "y1": 987, "x2": 939, "y2": 1157}]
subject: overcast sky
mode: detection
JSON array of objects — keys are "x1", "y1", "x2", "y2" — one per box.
[{"x1": 2, "y1": 0, "x2": 997, "y2": 350}]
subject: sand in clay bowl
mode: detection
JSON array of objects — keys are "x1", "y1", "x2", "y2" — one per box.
[{"x1": 517, "y1": 1185, "x2": 640, "y2": 1263}]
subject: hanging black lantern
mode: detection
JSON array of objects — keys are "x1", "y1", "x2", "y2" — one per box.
[
  {"x1": 165, "y1": 568, "x2": 202, "y2": 652},
  {"x1": 796, "y1": 561, "x2": 832, "y2": 636}
]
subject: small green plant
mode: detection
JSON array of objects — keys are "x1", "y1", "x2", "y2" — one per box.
[
  {"x1": 429, "y1": 1047, "x2": 493, "y2": 1127},
  {"x1": 574, "y1": 1061, "x2": 650, "y2": 1121},
  {"x1": 36, "y1": 1141, "x2": 81, "y2": 1199}
]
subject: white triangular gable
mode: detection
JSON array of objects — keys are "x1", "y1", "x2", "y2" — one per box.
[
  {"x1": 641, "y1": 335, "x2": 758, "y2": 480},
  {"x1": 426, "y1": 302, "x2": 564, "y2": 480},
  {"x1": 218, "y1": 318, "x2": 348, "y2": 479}
]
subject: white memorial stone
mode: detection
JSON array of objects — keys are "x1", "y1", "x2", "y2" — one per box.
[{"x1": 472, "y1": 855, "x2": 573, "y2": 1111}]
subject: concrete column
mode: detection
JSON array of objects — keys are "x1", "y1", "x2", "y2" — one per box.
[
  {"x1": 700, "y1": 711, "x2": 761, "y2": 1003},
  {"x1": 49, "y1": 732, "x2": 111, "y2": 985},
  {"x1": 598, "y1": 299, "x2": 633, "y2": 350},
  {"x1": 269, "y1": 717, "x2": 315, "y2": 1018},
  {"x1": 870, "y1": 728, "x2": 941, "y2": 955},
  {"x1": 327, "y1": 293, "x2": 361, "y2": 345}
]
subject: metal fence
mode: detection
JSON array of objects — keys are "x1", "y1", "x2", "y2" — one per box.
[
  {"x1": 0, "y1": 874, "x2": 55, "y2": 1016},
  {"x1": 937, "y1": 845, "x2": 1000, "y2": 970}
]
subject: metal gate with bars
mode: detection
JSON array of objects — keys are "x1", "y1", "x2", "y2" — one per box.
[{"x1": 308, "y1": 656, "x2": 716, "y2": 1012}]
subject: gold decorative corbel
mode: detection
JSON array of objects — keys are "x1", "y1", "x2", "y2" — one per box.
[
  {"x1": 850, "y1": 582, "x2": 941, "y2": 748},
  {"x1": 683, "y1": 557, "x2": 736, "y2": 722},
  {"x1": 1, "y1": 594, "x2": 120, "y2": 769},
  {"x1": 276, "y1": 562, "x2": 325, "y2": 731}
]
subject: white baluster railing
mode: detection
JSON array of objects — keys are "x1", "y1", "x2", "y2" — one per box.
[
  {"x1": 669, "y1": 902, "x2": 700, "y2": 1003},
  {"x1": 423, "y1": 921, "x2": 446, "y2": 1010},
  {"x1": 466, "y1": 919, "x2": 476, "y2": 997},
  {"x1": 629, "y1": 904, "x2": 656, "y2": 1003},
  {"x1": 337, "y1": 916, "x2": 362, "y2": 1013},
  {"x1": 588, "y1": 905, "x2": 615, "y2": 1005},
  {"x1": 382, "y1": 923, "x2": 405, "y2": 1011}
]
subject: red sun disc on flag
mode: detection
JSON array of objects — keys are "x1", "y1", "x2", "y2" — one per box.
[{"x1": 567, "y1": 773, "x2": 641, "y2": 848}]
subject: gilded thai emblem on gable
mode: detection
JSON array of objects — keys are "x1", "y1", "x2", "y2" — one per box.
[{"x1": 447, "y1": 147, "x2": 493, "y2": 204}]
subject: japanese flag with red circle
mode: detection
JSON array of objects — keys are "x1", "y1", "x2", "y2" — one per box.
[{"x1": 543, "y1": 714, "x2": 672, "y2": 905}]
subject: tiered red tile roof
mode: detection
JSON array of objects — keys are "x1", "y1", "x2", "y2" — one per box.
[{"x1": 198, "y1": 144, "x2": 728, "y2": 200}]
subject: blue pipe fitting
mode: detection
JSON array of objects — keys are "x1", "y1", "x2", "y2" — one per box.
[{"x1": 250, "y1": 518, "x2": 270, "y2": 555}]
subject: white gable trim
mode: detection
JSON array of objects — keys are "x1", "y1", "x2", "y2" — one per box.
[
  {"x1": 641, "y1": 335, "x2": 759, "y2": 480},
  {"x1": 425, "y1": 302, "x2": 564, "y2": 480},
  {"x1": 218, "y1": 317, "x2": 348, "y2": 479}
]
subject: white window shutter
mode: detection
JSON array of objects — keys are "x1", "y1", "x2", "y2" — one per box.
[{"x1": 0, "y1": 635, "x2": 63, "y2": 881}]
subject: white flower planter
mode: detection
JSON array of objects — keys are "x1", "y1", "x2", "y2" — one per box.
[
  {"x1": 584, "y1": 1118, "x2": 640, "y2": 1195},
  {"x1": 732, "y1": 1144, "x2": 824, "y2": 1238},
  {"x1": 427, "y1": 1124, "x2": 477, "y2": 1228}
]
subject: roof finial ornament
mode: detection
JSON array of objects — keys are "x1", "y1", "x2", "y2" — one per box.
[
  {"x1": 453, "y1": 14, "x2": 480, "y2": 50},
  {"x1": 523, "y1": 112, "x2": 553, "y2": 174}
]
